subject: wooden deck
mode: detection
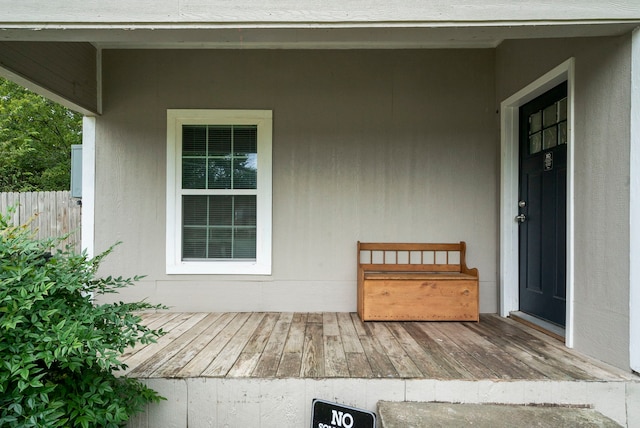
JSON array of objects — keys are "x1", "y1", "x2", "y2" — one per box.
[{"x1": 120, "y1": 313, "x2": 633, "y2": 382}]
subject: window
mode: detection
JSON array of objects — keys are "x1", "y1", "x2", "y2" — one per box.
[
  {"x1": 166, "y1": 110, "x2": 272, "y2": 274},
  {"x1": 527, "y1": 94, "x2": 567, "y2": 155}
]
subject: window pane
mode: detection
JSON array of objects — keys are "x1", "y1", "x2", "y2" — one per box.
[
  {"x1": 234, "y1": 126, "x2": 257, "y2": 155},
  {"x1": 530, "y1": 132, "x2": 542, "y2": 154},
  {"x1": 209, "y1": 196, "x2": 233, "y2": 226},
  {"x1": 208, "y1": 158, "x2": 232, "y2": 189},
  {"x1": 543, "y1": 104, "x2": 557, "y2": 128},
  {"x1": 234, "y1": 156, "x2": 257, "y2": 189},
  {"x1": 183, "y1": 227, "x2": 207, "y2": 259},
  {"x1": 543, "y1": 126, "x2": 557, "y2": 150},
  {"x1": 209, "y1": 126, "x2": 232, "y2": 156},
  {"x1": 558, "y1": 97, "x2": 567, "y2": 121},
  {"x1": 558, "y1": 121, "x2": 568, "y2": 145},
  {"x1": 182, "y1": 158, "x2": 207, "y2": 189},
  {"x1": 234, "y1": 195, "x2": 256, "y2": 226},
  {"x1": 234, "y1": 228, "x2": 256, "y2": 258},
  {"x1": 529, "y1": 111, "x2": 542, "y2": 134},
  {"x1": 183, "y1": 195, "x2": 207, "y2": 226},
  {"x1": 183, "y1": 126, "x2": 207, "y2": 156},
  {"x1": 209, "y1": 228, "x2": 232, "y2": 258}
]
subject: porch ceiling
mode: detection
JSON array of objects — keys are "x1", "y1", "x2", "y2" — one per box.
[{"x1": 1, "y1": 22, "x2": 639, "y2": 49}]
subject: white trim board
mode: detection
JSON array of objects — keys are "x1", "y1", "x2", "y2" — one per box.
[
  {"x1": 499, "y1": 58, "x2": 575, "y2": 348},
  {"x1": 630, "y1": 26, "x2": 640, "y2": 373},
  {"x1": 81, "y1": 116, "x2": 96, "y2": 259}
]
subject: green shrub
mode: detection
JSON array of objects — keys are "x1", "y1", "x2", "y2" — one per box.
[{"x1": 0, "y1": 211, "x2": 166, "y2": 427}]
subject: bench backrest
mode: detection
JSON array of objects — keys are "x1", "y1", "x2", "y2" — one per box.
[{"x1": 358, "y1": 241, "x2": 471, "y2": 274}]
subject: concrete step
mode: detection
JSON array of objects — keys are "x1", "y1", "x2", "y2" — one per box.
[{"x1": 377, "y1": 402, "x2": 623, "y2": 428}]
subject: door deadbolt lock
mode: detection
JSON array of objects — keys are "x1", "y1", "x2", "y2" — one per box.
[{"x1": 518, "y1": 200, "x2": 526, "y2": 208}]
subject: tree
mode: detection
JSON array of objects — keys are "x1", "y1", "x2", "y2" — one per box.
[{"x1": 0, "y1": 78, "x2": 82, "y2": 192}]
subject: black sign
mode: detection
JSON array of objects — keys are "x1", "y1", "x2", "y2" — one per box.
[{"x1": 311, "y1": 399, "x2": 376, "y2": 428}]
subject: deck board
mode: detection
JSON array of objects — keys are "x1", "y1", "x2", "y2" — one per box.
[
  {"x1": 301, "y1": 322, "x2": 324, "y2": 377},
  {"x1": 119, "y1": 313, "x2": 634, "y2": 382},
  {"x1": 253, "y1": 312, "x2": 293, "y2": 377},
  {"x1": 276, "y1": 313, "x2": 306, "y2": 377},
  {"x1": 323, "y1": 312, "x2": 350, "y2": 377}
]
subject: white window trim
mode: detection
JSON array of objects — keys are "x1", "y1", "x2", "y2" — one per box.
[{"x1": 166, "y1": 109, "x2": 272, "y2": 275}]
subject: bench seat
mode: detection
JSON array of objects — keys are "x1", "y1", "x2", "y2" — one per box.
[
  {"x1": 357, "y1": 242, "x2": 479, "y2": 322},
  {"x1": 364, "y1": 272, "x2": 477, "y2": 281}
]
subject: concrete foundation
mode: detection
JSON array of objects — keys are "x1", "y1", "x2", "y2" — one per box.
[{"x1": 126, "y1": 378, "x2": 639, "y2": 427}]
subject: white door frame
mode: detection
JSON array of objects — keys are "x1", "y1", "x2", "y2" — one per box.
[
  {"x1": 499, "y1": 58, "x2": 575, "y2": 347},
  {"x1": 630, "y1": 27, "x2": 640, "y2": 373}
]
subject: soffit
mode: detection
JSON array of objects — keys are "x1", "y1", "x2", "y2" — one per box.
[
  {"x1": 0, "y1": 23, "x2": 639, "y2": 49},
  {"x1": 1, "y1": 0, "x2": 640, "y2": 24}
]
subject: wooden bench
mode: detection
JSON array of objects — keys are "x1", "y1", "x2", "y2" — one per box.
[{"x1": 357, "y1": 242, "x2": 479, "y2": 322}]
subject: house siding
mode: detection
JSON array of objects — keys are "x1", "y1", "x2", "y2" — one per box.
[
  {"x1": 497, "y1": 35, "x2": 632, "y2": 370},
  {"x1": 94, "y1": 49, "x2": 498, "y2": 313}
]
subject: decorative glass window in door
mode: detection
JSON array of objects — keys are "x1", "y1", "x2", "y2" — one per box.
[{"x1": 528, "y1": 96, "x2": 567, "y2": 155}]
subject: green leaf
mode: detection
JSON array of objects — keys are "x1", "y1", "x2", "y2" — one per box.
[
  {"x1": 19, "y1": 367, "x2": 29, "y2": 380},
  {"x1": 9, "y1": 402, "x2": 23, "y2": 415}
]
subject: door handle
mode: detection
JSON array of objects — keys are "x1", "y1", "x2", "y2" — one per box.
[{"x1": 515, "y1": 214, "x2": 527, "y2": 223}]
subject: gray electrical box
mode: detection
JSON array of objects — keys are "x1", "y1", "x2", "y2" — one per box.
[{"x1": 71, "y1": 144, "x2": 82, "y2": 198}]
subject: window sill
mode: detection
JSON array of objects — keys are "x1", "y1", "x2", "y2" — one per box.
[{"x1": 166, "y1": 260, "x2": 271, "y2": 275}]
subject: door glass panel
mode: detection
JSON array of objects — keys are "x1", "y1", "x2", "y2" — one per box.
[
  {"x1": 543, "y1": 104, "x2": 557, "y2": 128},
  {"x1": 529, "y1": 132, "x2": 542, "y2": 154},
  {"x1": 543, "y1": 126, "x2": 557, "y2": 150},
  {"x1": 558, "y1": 121, "x2": 568, "y2": 145},
  {"x1": 527, "y1": 94, "x2": 567, "y2": 155},
  {"x1": 530, "y1": 111, "x2": 542, "y2": 133},
  {"x1": 558, "y1": 98, "x2": 567, "y2": 121}
]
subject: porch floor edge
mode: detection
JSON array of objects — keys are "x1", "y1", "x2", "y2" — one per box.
[{"x1": 127, "y1": 377, "x2": 639, "y2": 428}]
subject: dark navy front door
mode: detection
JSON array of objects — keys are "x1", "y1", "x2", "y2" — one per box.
[{"x1": 518, "y1": 82, "x2": 567, "y2": 327}]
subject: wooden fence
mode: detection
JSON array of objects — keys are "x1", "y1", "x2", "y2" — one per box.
[{"x1": 0, "y1": 191, "x2": 82, "y2": 253}]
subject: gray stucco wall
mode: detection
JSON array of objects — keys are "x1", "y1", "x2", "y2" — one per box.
[
  {"x1": 94, "y1": 49, "x2": 499, "y2": 313},
  {"x1": 497, "y1": 35, "x2": 632, "y2": 370}
]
